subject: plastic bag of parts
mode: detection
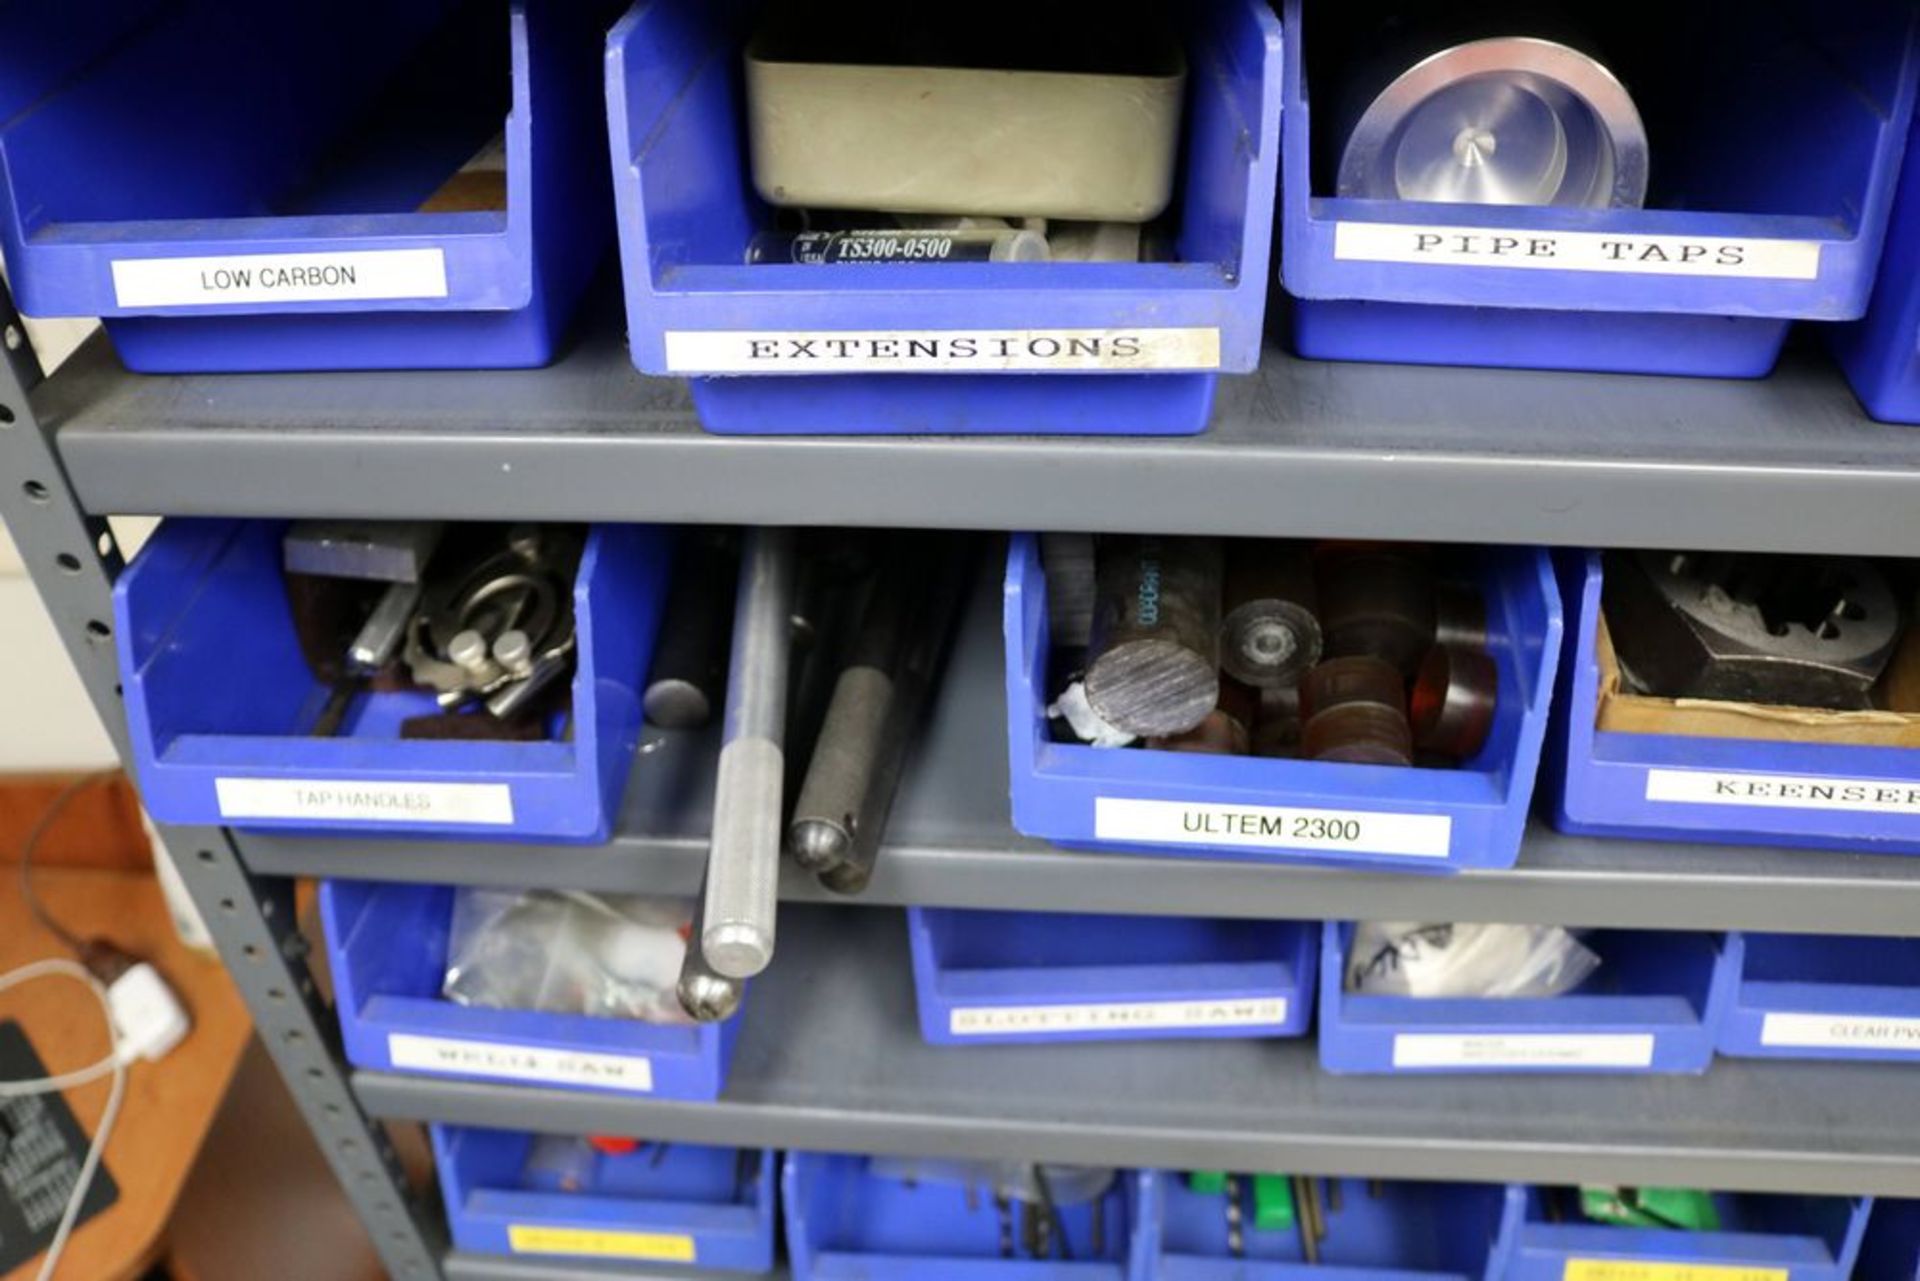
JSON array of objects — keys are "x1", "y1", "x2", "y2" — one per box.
[
  {"x1": 442, "y1": 888, "x2": 695, "y2": 1025},
  {"x1": 1345, "y1": 922, "x2": 1600, "y2": 998},
  {"x1": 866, "y1": 1156, "x2": 1117, "y2": 1206}
]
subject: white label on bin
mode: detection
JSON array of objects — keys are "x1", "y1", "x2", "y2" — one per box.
[
  {"x1": 661, "y1": 327, "x2": 1222, "y2": 373},
  {"x1": 950, "y1": 996, "x2": 1287, "y2": 1037},
  {"x1": 1332, "y1": 222, "x2": 1823, "y2": 281},
  {"x1": 1392, "y1": 1032, "x2": 1656, "y2": 1069},
  {"x1": 1761, "y1": 1012, "x2": 1920, "y2": 1052},
  {"x1": 1093, "y1": 797, "x2": 1452, "y2": 858},
  {"x1": 110, "y1": 248, "x2": 449, "y2": 307},
  {"x1": 214, "y1": 777, "x2": 514, "y2": 825},
  {"x1": 387, "y1": 1034, "x2": 655, "y2": 1091},
  {"x1": 1644, "y1": 767, "x2": 1920, "y2": 814}
]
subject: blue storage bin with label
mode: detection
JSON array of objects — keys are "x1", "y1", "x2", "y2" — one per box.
[
  {"x1": 1278, "y1": 0, "x2": 1920, "y2": 377},
  {"x1": 432, "y1": 1126, "x2": 775, "y2": 1272},
  {"x1": 322, "y1": 881, "x2": 740, "y2": 1100},
  {"x1": 1003, "y1": 535, "x2": 1562, "y2": 872},
  {"x1": 1859, "y1": 1199, "x2": 1920, "y2": 1281},
  {"x1": 1835, "y1": 111, "x2": 1920, "y2": 423},
  {"x1": 603, "y1": 0, "x2": 1282, "y2": 436},
  {"x1": 1317, "y1": 922, "x2": 1735, "y2": 1075},
  {"x1": 1717, "y1": 933, "x2": 1920, "y2": 1062},
  {"x1": 1491, "y1": 1186, "x2": 1872, "y2": 1281},
  {"x1": 0, "y1": 0, "x2": 616, "y2": 372},
  {"x1": 114, "y1": 519, "x2": 665, "y2": 843},
  {"x1": 1545, "y1": 551, "x2": 1920, "y2": 856},
  {"x1": 1132, "y1": 1170, "x2": 1510, "y2": 1281},
  {"x1": 908, "y1": 908, "x2": 1317, "y2": 1047},
  {"x1": 785, "y1": 1152, "x2": 1132, "y2": 1281}
]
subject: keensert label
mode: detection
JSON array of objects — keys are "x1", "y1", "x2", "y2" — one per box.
[
  {"x1": 1645, "y1": 768, "x2": 1920, "y2": 815},
  {"x1": 1332, "y1": 222, "x2": 1822, "y2": 281},
  {"x1": 662, "y1": 326, "x2": 1222, "y2": 373}
]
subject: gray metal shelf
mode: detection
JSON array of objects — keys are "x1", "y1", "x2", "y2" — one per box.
[
  {"x1": 240, "y1": 556, "x2": 1920, "y2": 936},
  {"x1": 39, "y1": 298, "x2": 1920, "y2": 554},
  {"x1": 445, "y1": 1254, "x2": 784, "y2": 1281},
  {"x1": 357, "y1": 905, "x2": 1920, "y2": 1199}
]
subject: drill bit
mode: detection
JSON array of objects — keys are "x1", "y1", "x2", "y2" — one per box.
[
  {"x1": 1292, "y1": 1176, "x2": 1320, "y2": 1264},
  {"x1": 1226, "y1": 1174, "x2": 1245, "y2": 1258}
]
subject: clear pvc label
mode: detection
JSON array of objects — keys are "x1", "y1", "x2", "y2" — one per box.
[
  {"x1": 1094, "y1": 797, "x2": 1452, "y2": 858},
  {"x1": 1566, "y1": 1261, "x2": 1787, "y2": 1281},
  {"x1": 1333, "y1": 222, "x2": 1822, "y2": 281},
  {"x1": 1392, "y1": 1032, "x2": 1656, "y2": 1069},
  {"x1": 1644, "y1": 768, "x2": 1920, "y2": 815},
  {"x1": 508, "y1": 1226, "x2": 696, "y2": 1261},
  {"x1": 950, "y1": 996, "x2": 1287, "y2": 1037},
  {"x1": 663, "y1": 327, "x2": 1222, "y2": 373},
  {"x1": 111, "y1": 248, "x2": 450, "y2": 307},
  {"x1": 215, "y1": 777, "x2": 514, "y2": 826},
  {"x1": 387, "y1": 1033, "x2": 654, "y2": 1091},
  {"x1": 1761, "y1": 1012, "x2": 1920, "y2": 1052}
]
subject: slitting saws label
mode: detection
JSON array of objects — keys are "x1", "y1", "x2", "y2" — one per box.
[
  {"x1": 950, "y1": 997, "x2": 1288, "y2": 1037},
  {"x1": 663, "y1": 327, "x2": 1223, "y2": 373},
  {"x1": 1094, "y1": 797, "x2": 1453, "y2": 858},
  {"x1": 387, "y1": 1034, "x2": 655, "y2": 1092},
  {"x1": 1334, "y1": 222, "x2": 1822, "y2": 281},
  {"x1": 1645, "y1": 768, "x2": 1920, "y2": 815},
  {"x1": 111, "y1": 249, "x2": 450, "y2": 307},
  {"x1": 1761, "y1": 1012, "x2": 1920, "y2": 1052}
]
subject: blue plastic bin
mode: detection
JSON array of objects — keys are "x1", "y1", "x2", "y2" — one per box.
[
  {"x1": 1317, "y1": 922, "x2": 1734, "y2": 1075},
  {"x1": 1717, "y1": 933, "x2": 1920, "y2": 1062},
  {"x1": 323, "y1": 881, "x2": 739, "y2": 1100},
  {"x1": 0, "y1": 0, "x2": 615, "y2": 372},
  {"x1": 1279, "y1": 0, "x2": 1920, "y2": 377},
  {"x1": 1492, "y1": 1186, "x2": 1872, "y2": 1281},
  {"x1": 908, "y1": 908, "x2": 1317, "y2": 1046},
  {"x1": 114, "y1": 519, "x2": 665, "y2": 843},
  {"x1": 1132, "y1": 1170, "x2": 1510, "y2": 1281},
  {"x1": 1836, "y1": 110, "x2": 1920, "y2": 422},
  {"x1": 1859, "y1": 1200, "x2": 1920, "y2": 1281},
  {"x1": 785, "y1": 1152, "x2": 1132, "y2": 1281},
  {"x1": 1545, "y1": 551, "x2": 1920, "y2": 856},
  {"x1": 1003, "y1": 535, "x2": 1562, "y2": 871},
  {"x1": 603, "y1": 0, "x2": 1281, "y2": 436},
  {"x1": 431, "y1": 1126, "x2": 775, "y2": 1271}
]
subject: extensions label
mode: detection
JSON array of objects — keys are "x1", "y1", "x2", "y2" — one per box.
[
  {"x1": 1392, "y1": 1033, "x2": 1656, "y2": 1070},
  {"x1": 1094, "y1": 797, "x2": 1452, "y2": 858},
  {"x1": 387, "y1": 1034, "x2": 654, "y2": 1092},
  {"x1": 1644, "y1": 768, "x2": 1920, "y2": 815},
  {"x1": 1565, "y1": 1262, "x2": 1787, "y2": 1281},
  {"x1": 950, "y1": 997, "x2": 1287, "y2": 1037},
  {"x1": 662, "y1": 327, "x2": 1222, "y2": 373},
  {"x1": 1333, "y1": 222, "x2": 1822, "y2": 281},
  {"x1": 508, "y1": 1226, "x2": 696, "y2": 1262},
  {"x1": 1761, "y1": 1012, "x2": 1920, "y2": 1052},
  {"x1": 215, "y1": 777, "x2": 514, "y2": 826},
  {"x1": 111, "y1": 248, "x2": 449, "y2": 307}
]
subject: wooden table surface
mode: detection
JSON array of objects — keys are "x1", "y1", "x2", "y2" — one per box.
[{"x1": 1, "y1": 866, "x2": 250, "y2": 1281}]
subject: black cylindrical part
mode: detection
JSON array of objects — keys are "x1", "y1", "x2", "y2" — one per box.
[
  {"x1": 1220, "y1": 540, "x2": 1323, "y2": 689},
  {"x1": 644, "y1": 533, "x2": 738, "y2": 730},
  {"x1": 1084, "y1": 535, "x2": 1222, "y2": 738}
]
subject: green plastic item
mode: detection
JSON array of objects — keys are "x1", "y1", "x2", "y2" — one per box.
[
  {"x1": 1252, "y1": 1175, "x2": 1297, "y2": 1232},
  {"x1": 1580, "y1": 1186, "x2": 1721, "y2": 1231},
  {"x1": 1189, "y1": 1171, "x2": 1230, "y2": 1196}
]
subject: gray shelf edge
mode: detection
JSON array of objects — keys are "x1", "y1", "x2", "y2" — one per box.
[
  {"x1": 353, "y1": 908, "x2": 1920, "y2": 1201},
  {"x1": 445, "y1": 1252, "x2": 784, "y2": 1281},
  {"x1": 42, "y1": 322, "x2": 1920, "y2": 555}
]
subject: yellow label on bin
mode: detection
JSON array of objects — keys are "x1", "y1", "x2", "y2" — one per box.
[
  {"x1": 507, "y1": 1224, "x2": 697, "y2": 1262},
  {"x1": 1566, "y1": 1259, "x2": 1788, "y2": 1281}
]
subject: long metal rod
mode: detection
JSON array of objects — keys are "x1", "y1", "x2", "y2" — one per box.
[
  {"x1": 701, "y1": 527, "x2": 795, "y2": 979},
  {"x1": 0, "y1": 292, "x2": 444, "y2": 1281}
]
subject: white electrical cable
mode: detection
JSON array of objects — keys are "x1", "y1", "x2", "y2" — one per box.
[{"x1": 0, "y1": 958, "x2": 130, "y2": 1281}]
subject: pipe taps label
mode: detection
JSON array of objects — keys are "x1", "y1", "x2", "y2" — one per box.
[
  {"x1": 1333, "y1": 222, "x2": 1822, "y2": 280},
  {"x1": 663, "y1": 327, "x2": 1222, "y2": 373},
  {"x1": 111, "y1": 249, "x2": 450, "y2": 308}
]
